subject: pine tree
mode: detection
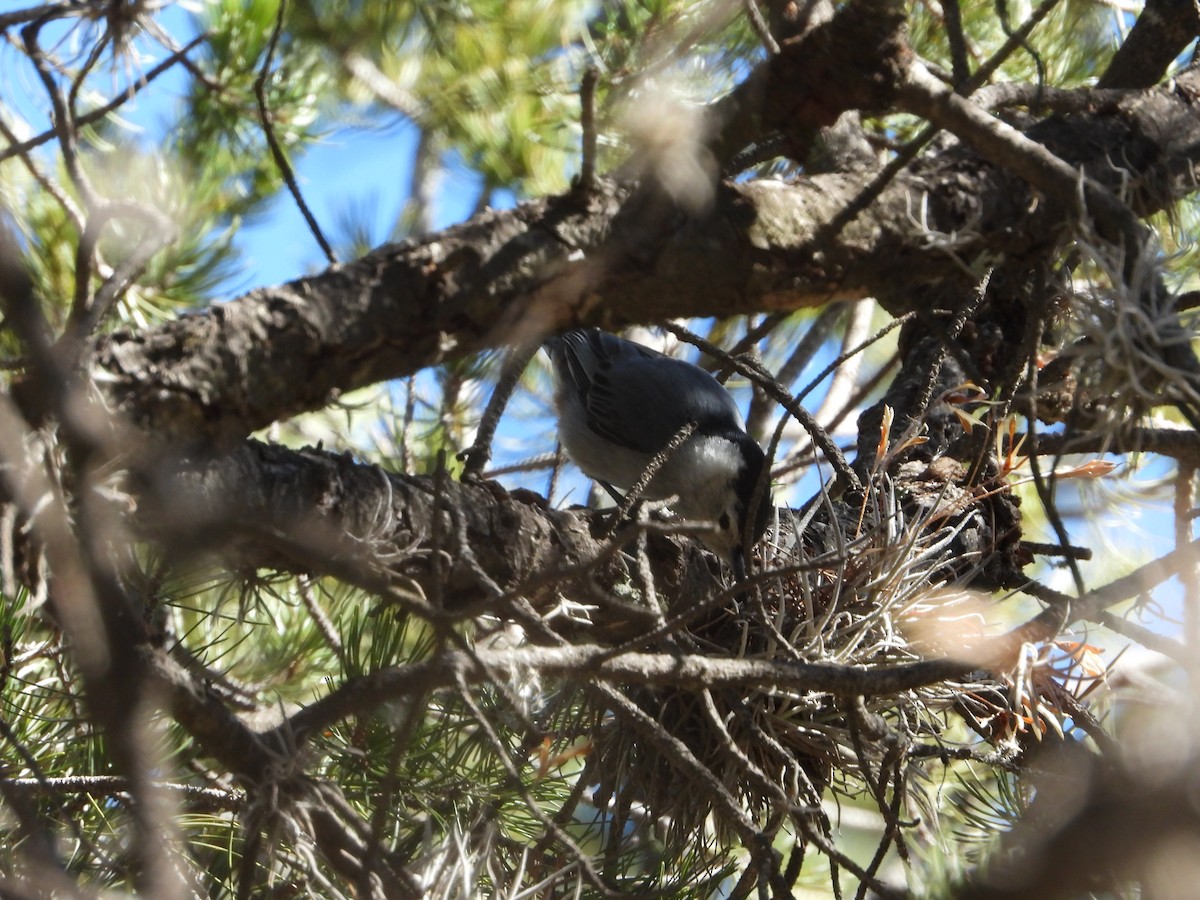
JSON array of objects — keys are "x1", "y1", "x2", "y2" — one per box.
[{"x1": 2, "y1": 1, "x2": 1200, "y2": 897}]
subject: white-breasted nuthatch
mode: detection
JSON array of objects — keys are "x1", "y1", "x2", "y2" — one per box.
[{"x1": 546, "y1": 328, "x2": 772, "y2": 578}]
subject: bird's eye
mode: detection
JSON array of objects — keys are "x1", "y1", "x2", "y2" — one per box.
[{"x1": 719, "y1": 512, "x2": 731, "y2": 531}]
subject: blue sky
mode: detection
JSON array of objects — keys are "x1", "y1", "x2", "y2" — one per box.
[{"x1": 0, "y1": 1, "x2": 499, "y2": 295}]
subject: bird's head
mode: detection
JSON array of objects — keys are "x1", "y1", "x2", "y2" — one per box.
[{"x1": 679, "y1": 432, "x2": 772, "y2": 580}]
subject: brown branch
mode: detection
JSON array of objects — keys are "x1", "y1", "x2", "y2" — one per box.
[
  {"x1": 282, "y1": 644, "x2": 977, "y2": 741},
  {"x1": 150, "y1": 439, "x2": 628, "y2": 616},
  {"x1": 85, "y1": 67, "x2": 1200, "y2": 444},
  {"x1": 253, "y1": 0, "x2": 336, "y2": 266},
  {"x1": 941, "y1": 0, "x2": 971, "y2": 86},
  {"x1": 1096, "y1": 610, "x2": 1189, "y2": 666},
  {"x1": 708, "y1": 0, "x2": 907, "y2": 165},
  {"x1": 458, "y1": 339, "x2": 539, "y2": 479},
  {"x1": 0, "y1": 34, "x2": 209, "y2": 164},
  {"x1": 743, "y1": 0, "x2": 780, "y2": 55},
  {"x1": 21, "y1": 16, "x2": 98, "y2": 214},
  {"x1": 974, "y1": 82, "x2": 1140, "y2": 113},
  {"x1": 897, "y1": 60, "x2": 1143, "y2": 252},
  {"x1": 963, "y1": 0, "x2": 1062, "y2": 93},
  {"x1": 2, "y1": 776, "x2": 243, "y2": 810},
  {"x1": 578, "y1": 66, "x2": 599, "y2": 190},
  {"x1": 1098, "y1": 0, "x2": 1200, "y2": 89},
  {"x1": 1007, "y1": 538, "x2": 1200, "y2": 651},
  {"x1": 147, "y1": 646, "x2": 417, "y2": 895},
  {"x1": 1020, "y1": 427, "x2": 1200, "y2": 466}
]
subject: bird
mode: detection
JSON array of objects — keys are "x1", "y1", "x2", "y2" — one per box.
[{"x1": 545, "y1": 327, "x2": 772, "y2": 579}]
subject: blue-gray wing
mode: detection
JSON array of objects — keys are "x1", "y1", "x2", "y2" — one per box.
[{"x1": 548, "y1": 329, "x2": 743, "y2": 452}]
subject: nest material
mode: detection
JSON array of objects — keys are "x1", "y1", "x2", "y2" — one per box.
[{"x1": 581, "y1": 487, "x2": 1003, "y2": 860}]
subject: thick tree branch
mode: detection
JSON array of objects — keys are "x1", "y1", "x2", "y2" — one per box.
[
  {"x1": 708, "y1": 0, "x2": 908, "y2": 164},
  {"x1": 145, "y1": 439, "x2": 718, "y2": 628},
  {"x1": 89, "y1": 67, "x2": 1200, "y2": 444},
  {"x1": 1098, "y1": 0, "x2": 1200, "y2": 90},
  {"x1": 898, "y1": 61, "x2": 1145, "y2": 252}
]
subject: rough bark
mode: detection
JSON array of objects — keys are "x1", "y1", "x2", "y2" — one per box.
[
  {"x1": 1098, "y1": 0, "x2": 1200, "y2": 90},
  {"x1": 91, "y1": 69, "x2": 1200, "y2": 445},
  {"x1": 144, "y1": 439, "x2": 722, "y2": 629}
]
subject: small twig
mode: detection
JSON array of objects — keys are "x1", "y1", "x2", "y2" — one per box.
[
  {"x1": 547, "y1": 443, "x2": 565, "y2": 504},
  {"x1": 1019, "y1": 540, "x2": 1093, "y2": 561},
  {"x1": 63, "y1": 201, "x2": 176, "y2": 358},
  {"x1": 1096, "y1": 610, "x2": 1189, "y2": 667},
  {"x1": 893, "y1": 274, "x2": 989, "y2": 464},
  {"x1": 66, "y1": 27, "x2": 111, "y2": 118},
  {"x1": 631, "y1": 524, "x2": 666, "y2": 622},
  {"x1": 253, "y1": 0, "x2": 337, "y2": 265},
  {"x1": 361, "y1": 699, "x2": 423, "y2": 895},
  {"x1": 0, "y1": 5, "x2": 76, "y2": 30},
  {"x1": 723, "y1": 132, "x2": 789, "y2": 175},
  {"x1": 967, "y1": 0, "x2": 1061, "y2": 92},
  {"x1": 854, "y1": 766, "x2": 904, "y2": 898},
  {"x1": 578, "y1": 66, "x2": 600, "y2": 190},
  {"x1": 941, "y1": 0, "x2": 972, "y2": 87},
  {"x1": 480, "y1": 451, "x2": 559, "y2": 480},
  {"x1": 399, "y1": 375, "x2": 416, "y2": 473},
  {"x1": 907, "y1": 742, "x2": 1023, "y2": 772},
  {"x1": 430, "y1": 449, "x2": 448, "y2": 611},
  {"x1": 774, "y1": 355, "x2": 898, "y2": 480},
  {"x1": 742, "y1": 0, "x2": 780, "y2": 55},
  {"x1": 458, "y1": 340, "x2": 539, "y2": 480},
  {"x1": 1, "y1": 33, "x2": 210, "y2": 164},
  {"x1": 1056, "y1": 691, "x2": 1120, "y2": 757},
  {"x1": 664, "y1": 322, "x2": 861, "y2": 493},
  {"x1": 1009, "y1": 539, "x2": 1200, "y2": 647},
  {"x1": 3, "y1": 775, "x2": 244, "y2": 808},
  {"x1": 0, "y1": 111, "x2": 82, "y2": 228},
  {"x1": 21, "y1": 16, "x2": 97, "y2": 217},
  {"x1": 456, "y1": 677, "x2": 614, "y2": 897},
  {"x1": 995, "y1": 0, "x2": 1047, "y2": 103},
  {"x1": 297, "y1": 578, "x2": 346, "y2": 665},
  {"x1": 613, "y1": 421, "x2": 696, "y2": 527},
  {"x1": 592, "y1": 680, "x2": 760, "y2": 845},
  {"x1": 1027, "y1": 442, "x2": 1087, "y2": 595},
  {"x1": 809, "y1": 299, "x2": 875, "y2": 428},
  {"x1": 799, "y1": 125, "x2": 936, "y2": 263},
  {"x1": 83, "y1": 213, "x2": 174, "y2": 333},
  {"x1": 746, "y1": 306, "x2": 843, "y2": 436},
  {"x1": 846, "y1": 700, "x2": 882, "y2": 801},
  {"x1": 795, "y1": 806, "x2": 904, "y2": 900},
  {"x1": 0, "y1": 687, "x2": 118, "y2": 872},
  {"x1": 69, "y1": 213, "x2": 105, "y2": 329}
]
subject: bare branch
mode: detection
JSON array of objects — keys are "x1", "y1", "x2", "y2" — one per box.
[{"x1": 253, "y1": 0, "x2": 337, "y2": 265}]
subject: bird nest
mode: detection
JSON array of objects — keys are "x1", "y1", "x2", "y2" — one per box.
[{"x1": 562, "y1": 482, "x2": 1009, "y2": 875}]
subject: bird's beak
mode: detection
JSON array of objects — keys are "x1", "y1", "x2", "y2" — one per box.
[{"x1": 731, "y1": 547, "x2": 746, "y2": 581}]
